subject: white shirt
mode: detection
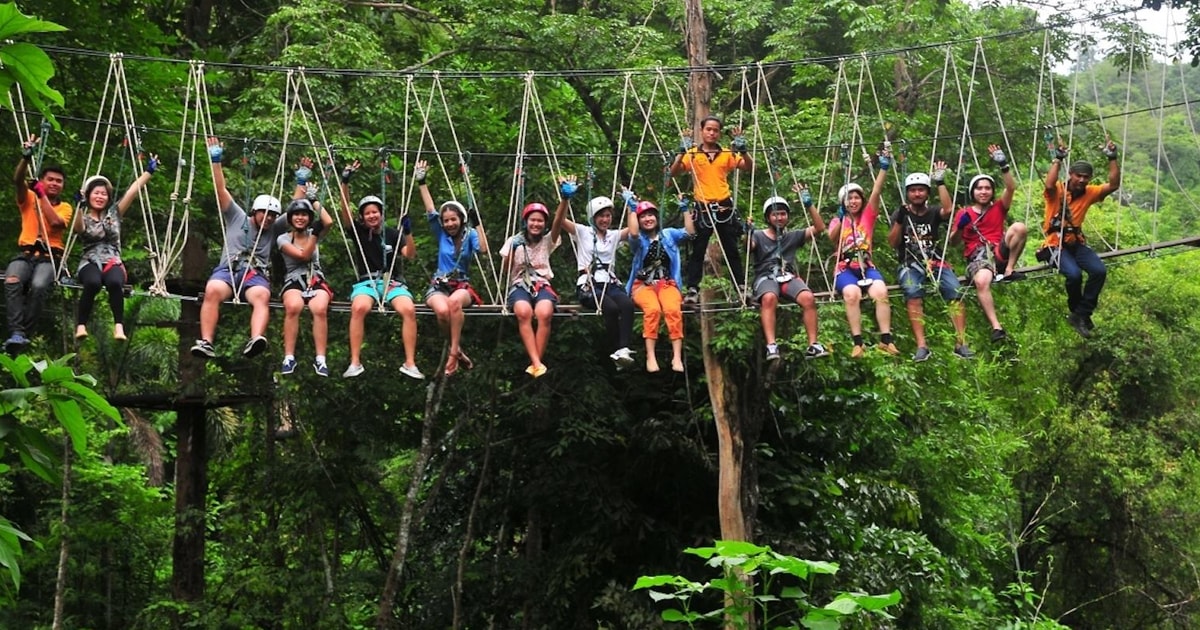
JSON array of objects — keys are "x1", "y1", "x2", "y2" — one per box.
[{"x1": 570, "y1": 224, "x2": 625, "y2": 286}]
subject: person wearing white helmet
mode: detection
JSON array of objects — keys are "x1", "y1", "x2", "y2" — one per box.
[
  {"x1": 950, "y1": 144, "x2": 1027, "y2": 344},
  {"x1": 415, "y1": 159, "x2": 490, "y2": 376},
  {"x1": 623, "y1": 190, "x2": 695, "y2": 373},
  {"x1": 669, "y1": 115, "x2": 753, "y2": 305},
  {"x1": 71, "y1": 155, "x2": 158, "y2": 342},
  {"x1": 749, "y1": 182, "x2": 829, "y2": 361},
  {"x1": 551, "y1": 175, "x2": 636, "y2": 369},
  {"x1": 190, "y1": 137, "x2": 285, "y2": 361},
  {"x1": 337, "y1": 160, "x2": 421, "y2": 379},
  {"x1": 888, "y1": 161, "x2": 971, "y2": 362},
  {"x1": 5, "y1": 134, "x2": 71, "y2": 355},
  {"x1": 827, "y1": 147, "x2": 897, "y2": 358},
  {"x1": 499, "y1": 193, "x2": 564, "y2": 379},
  {"x1": 1037, "y1": 140, "x2": 1120, "y2": 338},
  {"x1": 276, "y1": 157, "x2": 336, "y2": 377}
]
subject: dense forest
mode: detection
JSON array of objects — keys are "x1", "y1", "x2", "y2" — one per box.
[{"x1": 4, "y1": 0, "x2": 1200, "y2": 628}]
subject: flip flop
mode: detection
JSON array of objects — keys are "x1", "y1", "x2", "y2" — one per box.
[{"x1": 444, "y1": 352, "x2": 459, "y2": 377}]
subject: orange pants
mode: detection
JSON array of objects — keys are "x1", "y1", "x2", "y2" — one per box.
[{"x1": 633, "y1": 280, "x2": 684, "y2": 340}]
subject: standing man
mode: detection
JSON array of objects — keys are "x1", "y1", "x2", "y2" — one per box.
[
  {"x1": 669, "y1": 115, "x2": 753, "y2": 304},
  {"x1": 950, "y1": 145, "x2": 1028, "y2": 343},
  {"x1": 1041, "y1": 141, "x2": 1120, "y2": 338},
  {"x1": 6, "y1": 134, "x2": 71, "y2": 354},
  {"x1": 189, "y1": 137, "x2": 281, "y2": 360},
  {"x1": 887, "y1": 164, "x2": 971, "y2": 362}
]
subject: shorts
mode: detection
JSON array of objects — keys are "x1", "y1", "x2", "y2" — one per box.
[
  {"x1": 752, "y1": 274, "x2": 811, "y2": 304},
  {"x1": 282, "y1": 276, "x2": 333, "y2": 302},
  {"x1": 966, "y1": 242, "x2": 1012, "y2": 281},
  {"x1": 424, "y1": 278, "x2": 481, "y2": 306},
  {"x1": 506, "y1": 284, "x2": 558, "y2": 310},
  {"x1": 210, "y1": 265, "x2": 270, "y2": 298},
  {"x1": 834, "y1": 267, "x2": 885, "y2": 293},
  {"x1": 351, "y1": 278, "x2": 412, "y2": 304},
  {"x1": 897, "y1": 262, "x2": 963, "y2": 301}
]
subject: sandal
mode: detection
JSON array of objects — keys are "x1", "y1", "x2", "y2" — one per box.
[
  {"x1": 456, "y1": 348, "x2": 474, "y2": 371},
  {"x1": 444, "y1": 352, "x2": 459, "y2": 377}
]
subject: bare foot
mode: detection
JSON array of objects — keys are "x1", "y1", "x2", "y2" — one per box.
[
  {"x1": 671, "y1": 358, "x2": 684, "y2": 372},
  {"x1": 646, "y1": 357, "x2": 660, "y2": 373},
  {"x1": 113, "y1": 324, "x2": 127, "y2": 341},
  {"x1": 75, "y1": 325, "x2": 88, "y2": 340}
]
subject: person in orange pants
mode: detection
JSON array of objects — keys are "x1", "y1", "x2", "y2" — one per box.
[{"x1": 623, "y1": 191, "x2": 695, "y2": 372}]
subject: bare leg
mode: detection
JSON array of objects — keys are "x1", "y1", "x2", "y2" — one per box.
[
  {"x1": 869, "y1": 280, "x2": 891, "y2": 334},
  {"x1": 841, "y1": 285, "x2": 863, "y2": 336},
  {"x1": 391, "y1": 295, "x2": 418, "y2": 367},
  {"x1": 282, "y1": 290, "x2": 303, "y2": 356},
  {"x1": 514, "y1": 301, "x2": 542, "y2": 369},
  {"x1": 1004, "y1": 223, "x2": 1028, "y2": 275},
  {"x1": 245, "y1": 286, "x2": 272, "y2": 338},
  {"x1": 760, "y1": 291, "x2": 778, "y2": 346},
  {"x1": 907, "y1": 299, "x2": 927, "y2": 349},
  {"x1": 309, "y1": 291, "x2": 330, "y2": 357},
  {"x1": 644, "y1": 337, "x2": 659, "y2": 373},
  {"x1": 974, "y1": 269, "x2": 1003, "y2": 330},
  {"x1": 348, "y1": 295, "x2": 375, "y2": 367},
  {"x1": 798, "y1": 291, "x2": 819, "y2": 345},
  {"x1": 199, "y1": 279, "x2": 233, "y2": 342}
]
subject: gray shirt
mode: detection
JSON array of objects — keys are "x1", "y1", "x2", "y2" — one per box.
[
  {"x1": 217, "y1": 199, "x2": 281, "y2": 273},
  {"x1": 276, "y1": 230, "x2": 324, "y2": 285},
  {"x1": 751, "y1": 228, "x2": 809, "y2": 278}
]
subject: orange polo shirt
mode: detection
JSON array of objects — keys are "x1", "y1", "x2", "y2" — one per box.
[
  {"x1": 679, "y1": 146, "x2": 740, "y2": 203},
  {"x1": 17, "y1": 189, "x2": 72, "y2": 251},
  {"x1": 1042, "y1": 183, "x2": 1106, "y2": 248}
]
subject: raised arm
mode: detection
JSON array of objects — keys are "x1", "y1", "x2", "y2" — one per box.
[
  {"x1": 794, "y1": 183, "x2": 825, "y2": 236},
  {"x1": 1046, "y1": 144, "x2": 1067, "y2": 192},
  {"x1": 933, "y1": 161, "x2": 953, "y2": 217},
  {"x1": 552, "y1": 175, "x2": 579, "y2": 237},
  {"x1": 116, "y1": 155, "x2": 158, "y2": 217},
  {"x1": 866, "y1": 149, "x2": 890, "y2": 212},
  {"x1": 400, "y1": 215, "x2": 415, "y2": 259},
  {"x1": 730, "y1": 126, "x2": 753, "y2": 173},
  {"x1": 986, "y1": 145, "x2": 1016, "y2": 212},
  {"x1": 623, "y1": 187, "x2": 639, "y2": 234},
  {"x1": 336, "y1": 159, "x2": 362, "y2": 225},
  {"x1": 1097, "y1": 140, "x2": 1122, "y2": 200},
  {"x1": 415, "y1": 160, "x2": 435, "y2": 214},
  {"x1": 14, "y1": 134, "x2": 36, "y2": 203},
  {"x1": 206, "y1": 137, "x2": 234, "y2": 211},
  {"x1": 668, "y1": 130, "x2": 693, "y2": 178},
  {"x1": 681, "y1": 196, "x2": 696, "y2": 236},
  {"x1": 473, "y1": 212, "x2": 490, "y2": 255}
]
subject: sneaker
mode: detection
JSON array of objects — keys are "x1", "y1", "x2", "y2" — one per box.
[
  {"x1": 850, "y1": 344, "x2": 865, "y2": 359},
  {"x1": 1067, "y1": 312, "x2": 1092, "y2": 339},
  {"x1": 190, "y1": 338, "x2": 215, "y2": 359},
  {"x1": 992, "y1": 273, "x2": 1006, "y2": 284},
  {"x1": 343, "y1": 363, "x2": 365, "y2": 378},
  {"x1": 611, "y1": 347, "x2": 636, "y2": 368},
  {"x1": 399, "y1": 363, "x2": 425, "y2": 380},
  {"x1": 913, "y1": 346, "x2": 932, "y2": 362},
  {"x1": 766, "y1": 343, "x2": 781, "y2": 361},
  {"x1": 281, "y1": 356, "x2": 297, "y2": 375},
  {"x1": 242, "y1": 335, "x2": 268, "y2": 358},
  {"x1": 684, "y1": 287, "x2": 699, "y2": 305},
  {"x1": 954, "y1": 344, "x2": 975, "y2": 359},
  {"x1": 1005, "y1": 270, "x2": 1026, "y2": 282},
  {"x1": 991, "y1": 328, "x2": 1008, "y2": 343},
  {"x1": 804, "y1": 342, "x2": 830, "y2": 360},
  {"x1": 879, "y1": 342, "x2": 900, "y2": 356},
  {"x1": 4, "y1": 333, "x2": 30, "y2": 355},
  {"x1": 313, "y1": 360, "x2": 329, "y2": 377},
  {"x1": 1083, "y1": 314, "x2": 1095, "y2": 331}
]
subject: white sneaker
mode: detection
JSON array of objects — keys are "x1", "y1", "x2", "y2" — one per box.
[
  {"x1": 399, "y1": 363, "x2": 425, "y2": 380},
  {"x1": 343, "y1": 363, "x2": 365, "y2": 378},
  {"x1": 611, "y1": 347, "x2": 636, "y2": 368}
]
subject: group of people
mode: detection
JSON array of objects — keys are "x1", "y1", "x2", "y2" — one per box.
[{"x1": 5, "y1": 120, "x2": 1122, "y2": 377}]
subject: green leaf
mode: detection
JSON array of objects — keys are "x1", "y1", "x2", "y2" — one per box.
[
  {"x1": 48, "y1": 397, "x2": 86, "y2": 455},
  {"x1": 662, "y1": 608, "x2": 701, "y2": 622},
  {"x1": 0, "y1": 4, "x2": 68, "y2": 40},
  {"x1": 57, "y1": 380, "x2": 120, "y2": 423}
]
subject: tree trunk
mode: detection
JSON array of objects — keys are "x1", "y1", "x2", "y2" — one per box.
[
  {"x1": 172, "y1": 233, "x2": 208, "y2": 611},
  {"x1": 51, "y1": 438, "x2": 72, "y2": 630},
  {"x1": 376, "y1": 347, "x2": 450, "y2": 628}
]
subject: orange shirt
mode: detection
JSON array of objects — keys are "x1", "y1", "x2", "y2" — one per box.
[
  {"x1": 1042, "y1": 183, "x2": 1106, "y2": 248},
  {"x1": 680, "y1": 147, "x2": 740, "y2": 203},
  {"x1": 17, "y1": 189, "x2": 72, "y2": 251}
]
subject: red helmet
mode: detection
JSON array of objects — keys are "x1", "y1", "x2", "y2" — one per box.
[
  {"x1": 635, "y1": 200, "x2": 658, "y2": 215},
  {"x1": 522, "y1": 202, "x2": 549, "y2": 221}
]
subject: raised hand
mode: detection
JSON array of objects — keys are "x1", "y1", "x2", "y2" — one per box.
[
  {"x1": 207, "y1": 137, "x2": 224, "y2": 164},
  {"x1": 620, "y1": 186, "x2": 637, "y2": 209},
  {"x1": 1052, "y1": 144, "x2": 1068, "y2": 161},
  {"x1": 305, "y1": 182, "x2": 319, "y2": 202},
  {"x1": 793, "y1": 182, "x2": 813, "y2": 208},
  {"x1": 988, "y1": 144, "x2": 1008, "y2": 170},
  {"x1": 559, "y1": 175, "x2": 579, "y2": 199},
  {"x1": 20, "y1": 134, "x2": 39, "y2": 158},
  {"x1": 677, "y1": 133, "x2": 693, "y2": 155},
  {"x1": 146, "y1": 154, "x2": 160, "y2": 175},
  {"x1": 930, "y1": 160, "x2": 948, "y2": 186},
  {"x1": 1101, "y1": 140, "x2": 1119, "y2": 160},
  {"x1": 295, "y1": 157, "x2": 313, "y2": 186},
  {"x1": 340, "y1": 159, "x2": 361, "y2": 183},
  {"x1": 730, "y1": 127, "x2": 748, "y2": 154},
  {"x1": 413, "y1": 159, "x2": 428, "y2": 184}
]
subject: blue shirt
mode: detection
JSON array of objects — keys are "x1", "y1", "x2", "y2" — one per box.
[
  {"x1": 427, "y1": 211, "x2": 481, "y2": 279},
  {"x1": 626, "y1": 227, "x2": 690, "y2": 292}
]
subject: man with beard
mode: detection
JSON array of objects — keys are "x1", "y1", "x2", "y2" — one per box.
[{"x1": 1040, "y1": 141, "x2": 1121, "y2": 338}]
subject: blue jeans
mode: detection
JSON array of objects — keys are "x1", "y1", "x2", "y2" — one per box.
[{"x1": 1057, "y1": 244, "x2": 1106, "y2": 316}]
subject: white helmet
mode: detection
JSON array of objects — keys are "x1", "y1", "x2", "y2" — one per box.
[
  {"x1": 968, "y1": 174, "x2": 995, "y2": 195},
  {"x1": 762, "y1": 196, "x2": 790, "y2": 213},
  {"x1": 586, "y1": 196, "x2": 614, "y2": 224},
  {"x1": 357, "y1": 195, "x2": 384, "y2": 214},
  {"x1": 904, "y1": 172, "x2": 931, "y2": 189},
  {"x1": 440, "y1": 200, "x2": 466, "y2": 220},
  {"x1": 838, "y1": 183, "x2": 864, "y2": 206},
  {"x1": 251, "y1": 194, "x2": 281, "y2": 215}
]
